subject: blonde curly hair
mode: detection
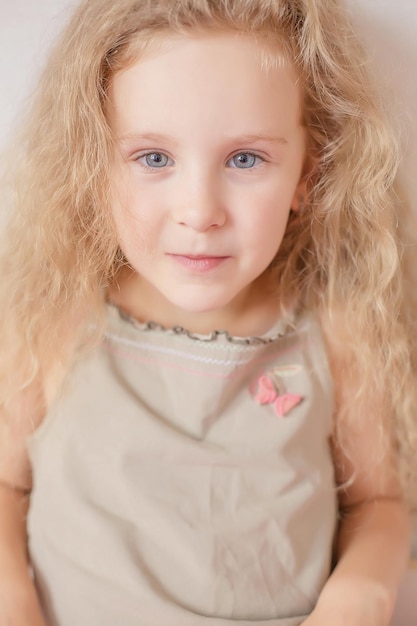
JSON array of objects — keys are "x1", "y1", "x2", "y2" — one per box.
[{"x1": 1, "y1": 0, "x2": 416, "y2": 500}]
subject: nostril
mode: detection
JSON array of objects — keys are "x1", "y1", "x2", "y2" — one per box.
[{"x1": 173, "y1": 206, "x2": 226, "y2": 231}]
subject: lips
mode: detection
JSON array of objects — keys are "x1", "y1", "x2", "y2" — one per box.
[{"x1": 167, "y1": 254, "x2": 229, "y2": 272}]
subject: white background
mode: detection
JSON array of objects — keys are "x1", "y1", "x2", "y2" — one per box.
[{"x1": 0, "y1": 1, "x2": 416, "y2": 623}]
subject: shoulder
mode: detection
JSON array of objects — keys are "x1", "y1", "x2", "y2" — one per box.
[
  {"x1": 317, "y1": 306, "x2": 402, "y2": 506},
  {"x1": 0, "y1": 324, "x2": 85, "y2": 492},
  {"x1": 0, "y1": 376, "x2": 46, "y2": 492}
]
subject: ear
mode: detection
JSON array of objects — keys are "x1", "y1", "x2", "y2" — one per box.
[
  {"x1": 291, "y1": 179, "x2": 307, "y2": 213},
  {"x1": 291, "y1": 154, "x2": 317, "y2": 212}
]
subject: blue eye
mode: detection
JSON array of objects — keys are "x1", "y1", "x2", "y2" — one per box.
[
  {"x1": 228, "y1": 152, "x2": 263, "y2": 169},
  {"x1": 138, "y1": 152, "x2": 171, "y2": 168}
]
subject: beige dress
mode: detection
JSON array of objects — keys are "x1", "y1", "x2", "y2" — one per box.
[{"x1": 27, "y1": 304, "x2": 337, "y2": 625}]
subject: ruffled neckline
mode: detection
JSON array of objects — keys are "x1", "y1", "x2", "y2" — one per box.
[{"x1": 106, "y1": 301, "x2": 296, "y2": 347}]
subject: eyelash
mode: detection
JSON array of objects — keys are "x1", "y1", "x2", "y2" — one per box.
[{"x1": 134, "y1": 151, "x2": 266, "y2": 171}]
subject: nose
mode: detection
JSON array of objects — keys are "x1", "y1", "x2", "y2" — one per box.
[{"x1": 171, "y1": 171, "x2": 227, "y2": 232}]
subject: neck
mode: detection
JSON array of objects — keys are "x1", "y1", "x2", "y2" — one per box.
[{"x1": 107, "y1": 267, "x2": 281, "y2": 337}]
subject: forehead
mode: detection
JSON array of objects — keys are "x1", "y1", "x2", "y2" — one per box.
[{"x1": 108, "y1": 32, "x2": 302, "y2": 138}]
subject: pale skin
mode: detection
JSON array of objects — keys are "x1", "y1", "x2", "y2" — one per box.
[{"x1": 0, "y1": 32, "x2": 410, "y2": 625}]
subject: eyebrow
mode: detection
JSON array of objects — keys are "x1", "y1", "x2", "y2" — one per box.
[
  {"x1": 117, "y1": 132, "x2": 288, "y2": 146},
  {"x1": 118, "y1": 132, "x2": 170, "y2": 145},
  {"x1": 229, "y1": 134, "x2": 288, "y2": 145}
]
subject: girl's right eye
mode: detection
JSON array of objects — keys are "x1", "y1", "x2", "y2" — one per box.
[{"x1": 136, "y1": 152, "x2": 173, "y2": 169}]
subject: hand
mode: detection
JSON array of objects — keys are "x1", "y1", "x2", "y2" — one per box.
[
  {"x1": 300, "y1": 577, "x2": 393, "y2": 626},
  {"x1": 301, "y1": 604, "x2": 386, "y2": 626},
  {"x1": 0, "y1": 582, "x2": 46, "y2": 626}
]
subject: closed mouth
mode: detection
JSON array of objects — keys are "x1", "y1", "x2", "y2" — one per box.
[{"x1": 167, "y1": 253, "x2": 229, "y2": 271}]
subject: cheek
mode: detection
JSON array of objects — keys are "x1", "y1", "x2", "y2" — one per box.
[
  {"x1": 240, "y1": 195, "x2": 291, "y2": 246},
  {"x1": 110, "y1": 174, "x2": 152, "y2": 241},
  {"x1": 109, "y1": 164, "x2": 165, "y2": 261},
  {"x1": 110, "y1": 193, "x2": 150, "y2": 257}
]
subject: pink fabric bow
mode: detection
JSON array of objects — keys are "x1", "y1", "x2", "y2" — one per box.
[{"x1": 254, "y1": 375, "x2": 302, "y2": 417}]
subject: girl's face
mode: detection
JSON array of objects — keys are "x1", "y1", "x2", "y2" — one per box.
[{"x1": 108, "y1": 32, "x2": 306, "y2": 329}]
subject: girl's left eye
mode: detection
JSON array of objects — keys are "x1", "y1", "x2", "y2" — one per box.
[
  {"x1": 227, "y1": 152, "x2": 264, "y2": 169},
  {"x1": 137, "y1": 152, "x2": 173, "y2": 169}
]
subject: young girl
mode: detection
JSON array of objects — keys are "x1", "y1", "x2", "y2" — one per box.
[{"x1": 0, "y1": 0, "x2": 416, "y2": 625}]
